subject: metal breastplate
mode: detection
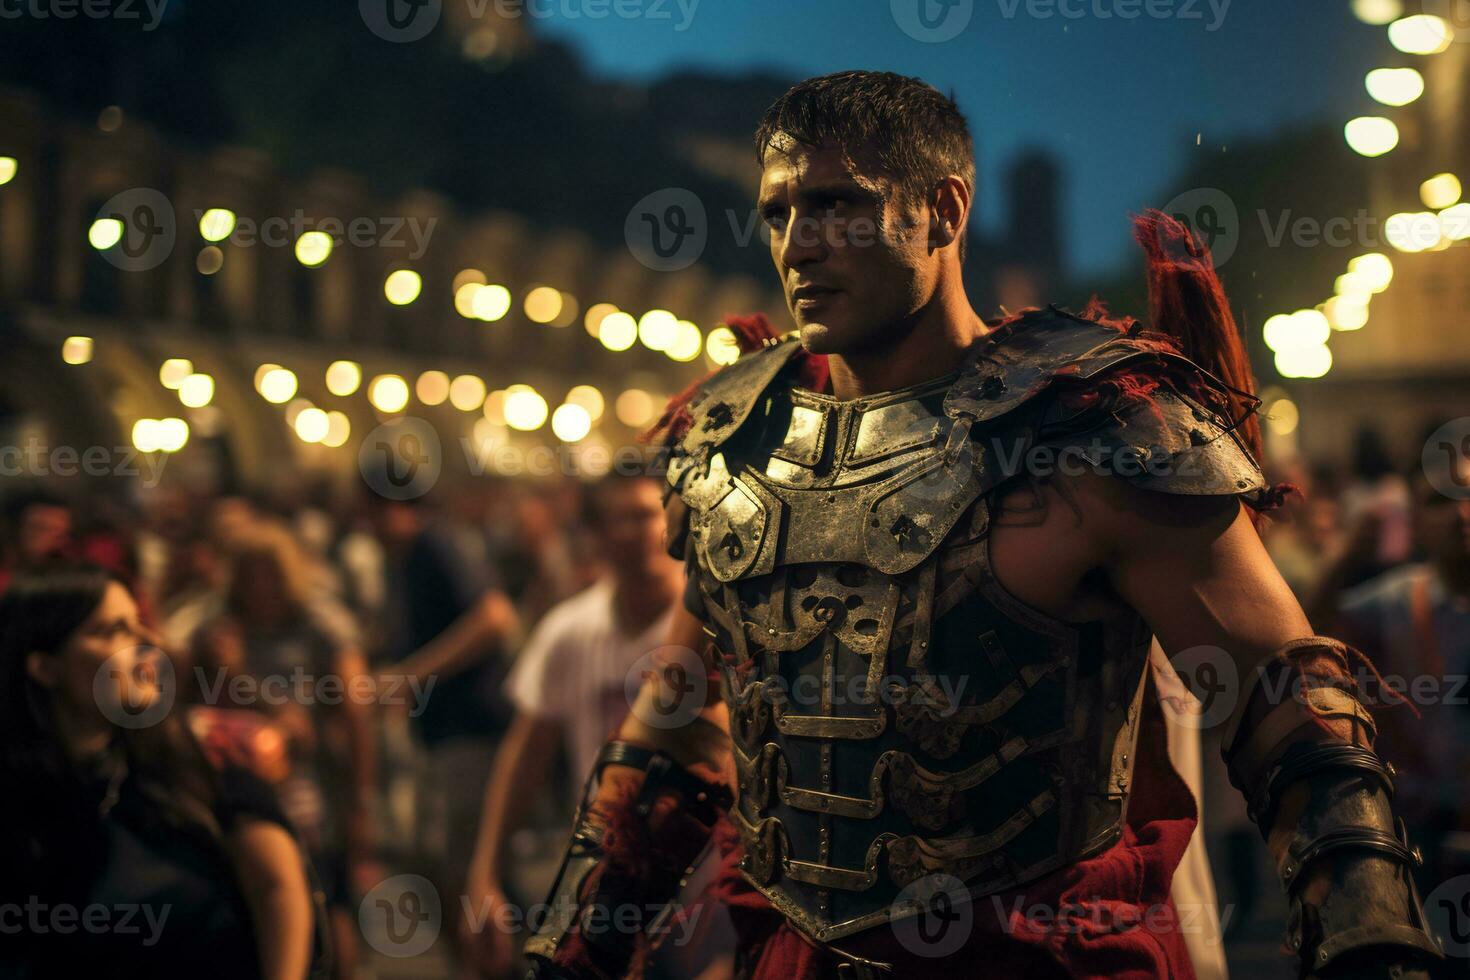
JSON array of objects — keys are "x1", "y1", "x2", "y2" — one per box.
[{"x1": 673, "y1": 374, "x2": 1153, "y2": 944}]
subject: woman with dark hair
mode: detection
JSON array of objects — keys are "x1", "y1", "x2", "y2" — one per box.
[{"x1": 0, "y1": 564, "x2": 317, "y2": 979}]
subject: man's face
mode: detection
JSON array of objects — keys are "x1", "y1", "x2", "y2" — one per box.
[
  {"x1": 758, "y1": 139, "x2": 934, "y2": 358},
  {"x1": 18, "y1": 504, "x2": 71, "y2": 566}
]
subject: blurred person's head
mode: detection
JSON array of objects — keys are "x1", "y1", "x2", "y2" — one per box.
[
  {"x1": 209, "y1": 495, "x2": 258, "y2": 549},
  {"x1": 223, "y1": 522, "x2": 311, "y2": 628},
  {"x1": 0, "y1": 564, "x2": 224, "y2": 843},
  {"x1": 1, "y1": 566, "x2": 161, "y2": 741},
  {"x1": 584, "y1": 473, "x2": 674, "y2": 581},
  {"x1": 754, "y1": 70, "x2": 975, "y2": 358},
  {"x1": 367, "y1": 496, "x2": 425, "y2": 551},
  {"x1": 3, "y1": 491, "x2": 74, "y2": 569},
  {"x1": 1413, "y1": 464, "x2": 1470, "y2": 580}
]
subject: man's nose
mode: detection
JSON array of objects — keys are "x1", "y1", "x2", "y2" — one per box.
[{"x1": 779, "y1": 212, "x2": 827, "y2": 268}]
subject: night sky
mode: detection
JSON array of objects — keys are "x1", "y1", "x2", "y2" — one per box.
[{"x1": 533, "y1": 0, "x2": 1383, "y2": 274}]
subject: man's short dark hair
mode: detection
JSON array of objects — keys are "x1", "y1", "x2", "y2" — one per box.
[{"x1": 754, "y1": 70, "x2": 976, "y2": 257}]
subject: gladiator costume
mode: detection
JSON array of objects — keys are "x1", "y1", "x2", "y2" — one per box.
[{"x1": 524, "y1": 217, "x2": 1446, "y2": 980}]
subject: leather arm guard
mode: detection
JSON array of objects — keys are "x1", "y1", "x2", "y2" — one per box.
[
  {"x1": 524, "y1": 739, "x2": 732, "y2": 980},
  {"x1": 1223, "y1": 637, "x2": 1445, "y2": 977}
]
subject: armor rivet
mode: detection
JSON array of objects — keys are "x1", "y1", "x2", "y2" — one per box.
[
  {"x1": 1120, "y1": 753, "x2": 1127, "y2": 764},
  {"x1": 1283, "y1": 863, "x2": 1295, "y2": 878},
  {"x1": 1288, "y1": 935, "x2": 1300, "y2": 950}
]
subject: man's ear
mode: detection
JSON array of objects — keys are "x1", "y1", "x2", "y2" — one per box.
[
  {"x1": 25, "y1": 650, "x2": 60, "y2": 690},
  {"x1": 929, "y1": 175, "x2": 971, "y2": 252}
]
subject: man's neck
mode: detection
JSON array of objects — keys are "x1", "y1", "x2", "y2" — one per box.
[{"x1": 826, "y1": 285, "x2": 987, "y2": 400}]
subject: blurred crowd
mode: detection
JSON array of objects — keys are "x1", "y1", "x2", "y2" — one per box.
[{"x1": 1, "y1": 419, "x2": 1467, "y2": 979}]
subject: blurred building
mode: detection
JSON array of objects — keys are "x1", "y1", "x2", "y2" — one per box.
[
  {"x1": 0, "y1": 7, "x2": 1067, "y2": 497},
  {"x1": 1266, "y1": 12, "x2": 1470, "y2": 467}
]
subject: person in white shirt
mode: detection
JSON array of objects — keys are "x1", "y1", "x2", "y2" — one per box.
[{"x1": 464, "y1": 472, "x2": 685, "y2": 978}]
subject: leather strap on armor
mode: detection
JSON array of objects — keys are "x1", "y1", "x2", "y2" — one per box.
[
  {"x1": 1224, "y1": 667, "x2": 1445, "y2": 976},
  {"x1": 524, "y1": 740, "x2": 731, "y2": 980}
]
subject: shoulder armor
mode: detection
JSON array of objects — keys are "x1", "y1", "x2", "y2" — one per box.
[
  {"x1": 681, "y1": 337, "x2": 802, "y2": 456},
  {"x1": 947, "y1": 306, "x2": 1170, "y2": 422},
  {"x1": 953, "y1": 306, "x2": 1265, "y2": 497},
  {"x1": 1046, "y1": 384, "x2": 1266, "y2": 496}
]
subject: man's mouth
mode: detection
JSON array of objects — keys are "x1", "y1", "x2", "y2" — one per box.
[{"x1": 792, "y1": 284, "x2": 840, "y2": 308}]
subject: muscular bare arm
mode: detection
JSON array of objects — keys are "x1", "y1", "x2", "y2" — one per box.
[{"x1": 996, "y1": 469, "x2": 1439, "y2": 979}]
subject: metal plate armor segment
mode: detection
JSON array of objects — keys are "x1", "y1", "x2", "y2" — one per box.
[{"x1": 663, "y1": 308, "x2": 1265, "y2": 944}]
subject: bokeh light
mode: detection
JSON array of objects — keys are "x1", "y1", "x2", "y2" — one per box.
[
  {"x1": 295, "y1": 230, "x2": 333, "y2": 267},
  {"x1": 178, "y1": 373, "x2": 216, "y2": 408},
  {"x1": 368, "y1": 374, "x2": 410, "y2": 413},
  {"x1": 1344, "y1": 117, "x2": 1399, "y2": 157},
  {"x1": 450, "y1": 374, "x2": 487, "y2": 412},
  {"x1": 551, "y1": 403, "x2": 592, "y2": 442},
  {"x1": 61, "y1": 336, "x2": 93, "y2": 365},
  {"x1": 199, "y1": 208, "x2": 237, "y2": 242},
  {"x1": 1388, "y1": 15, "x2": 1453, "y2": 55},
  {"x1": 1364, "y1": 67, "x2": 1424, "y2": 107},
  {"x1": 326, "y1": 360, "x2": 363, "y2": 397},
  {"x1": 384, "y1": 269, "x2": 423, "y2": 305},
  {"x1": 504, "y1": 385, "x2": 549, "y2": 431},
  {"x1": 598, "y1": 312, "x2": 638, "y2": 351},
  {"x1": 565, "y1": 384, "x2": 605, "y2": 421},
  {"x1": 159, "y1": 358, "x2": 194, "y2": 389},
  {"x1": 615, "y1": 389, "x2": 657, "y2": 428},
  {"x1": 259, "y1": 367, "x2": 298, "y2": 404},
  {"x1": 416, "y1": 370, "x2": 450, "y2": 406}
]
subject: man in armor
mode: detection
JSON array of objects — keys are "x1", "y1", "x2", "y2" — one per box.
[{"x1": 522, "y1": 70, "x2": 1447, "y2": 979}]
